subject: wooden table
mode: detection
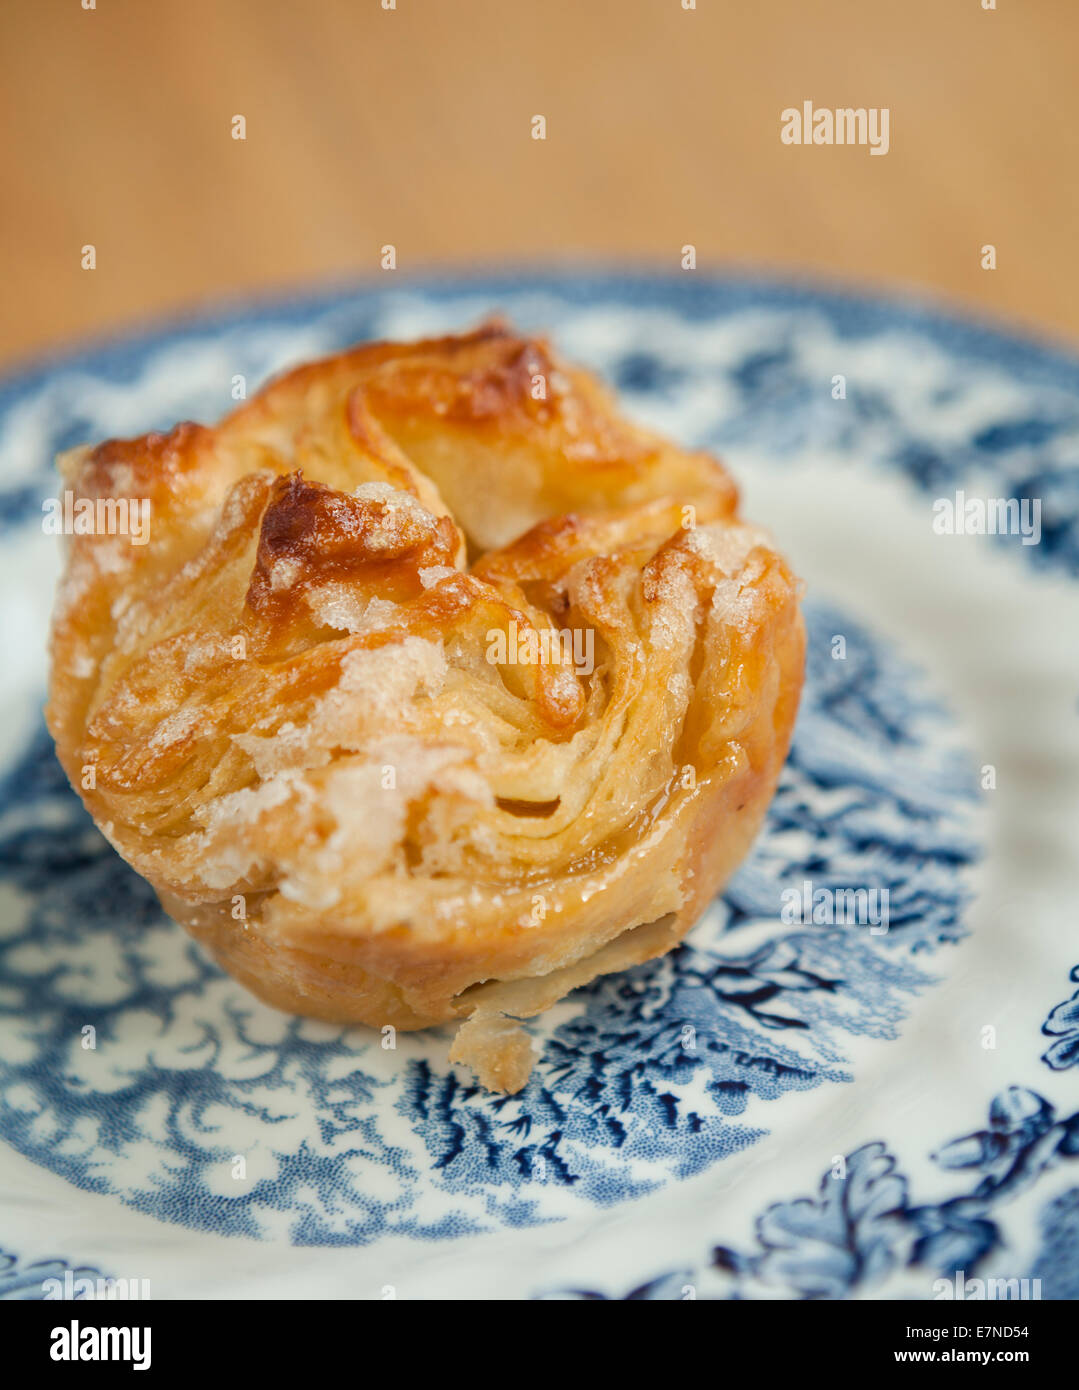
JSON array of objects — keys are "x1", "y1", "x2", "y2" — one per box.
[{"x1": 2, "y1": 0, "x2": 1077, "y2": 366}]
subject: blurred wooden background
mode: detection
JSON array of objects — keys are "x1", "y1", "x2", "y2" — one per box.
[{"x1": 1, "y1": 0, "x2": 1077, "y2": 366}]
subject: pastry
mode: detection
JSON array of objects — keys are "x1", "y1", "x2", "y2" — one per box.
[{"x1": 45, "y1": 320, "x2": 805, "y2": 1093}]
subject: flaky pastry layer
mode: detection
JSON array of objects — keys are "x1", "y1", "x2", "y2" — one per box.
[{"x1": 46, "y1": 320, "x2": 805, "y2": 1092}]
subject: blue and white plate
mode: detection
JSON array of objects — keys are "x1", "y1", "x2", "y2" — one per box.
[{"x1": 1, "y1": 272, "x2": 1077, "y2": 1300}]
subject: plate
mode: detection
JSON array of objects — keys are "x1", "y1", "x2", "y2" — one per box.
[{"x1": 1, "y1": 272, "x2": 1077, "y2": 1300}]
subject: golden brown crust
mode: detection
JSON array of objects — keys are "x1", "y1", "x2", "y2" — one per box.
[{"x1": 46, "y1": 319, "x2": 804, "y2": 1092}]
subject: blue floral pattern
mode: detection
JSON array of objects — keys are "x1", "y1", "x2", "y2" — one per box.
[
  {"x1": 557, "y1": 1087, "x2": 1079, "y2": 1300},
  {"x1": 0, "y1": 1247, "x2": 109, "y2": 1301},
  {"x1": 1041, "y1": 967, "x2": 1079, "y2": 1070},
  {"x1": 0, "y1": 272, "x2": 1075, "y2": 1293},
  {"x1": 0, "y1": 603, "x2": 977, "y2": 1242}
]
